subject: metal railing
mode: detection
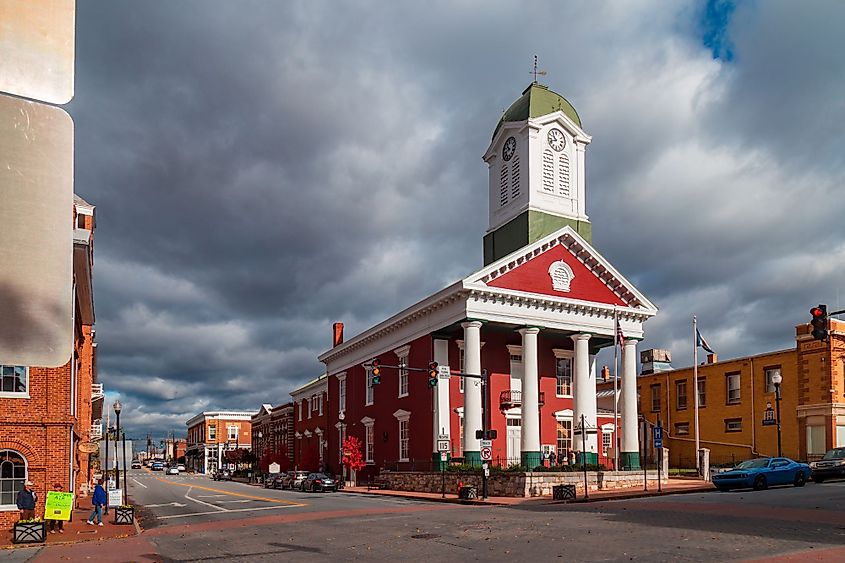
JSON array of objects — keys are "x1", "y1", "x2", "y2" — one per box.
[
  {"x1": 499, "y1": 389, "x2": 545, "y2": 409},
  {"x1": 90, "y1": 423, "x2": 103, "y2": 440},
  {"x1": 91, "y1": 382, "x2": 104, "y2": 400}
]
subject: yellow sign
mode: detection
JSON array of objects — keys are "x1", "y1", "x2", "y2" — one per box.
[{"x1": 44, "y1": 491, "x2": 74, "y2": 521}]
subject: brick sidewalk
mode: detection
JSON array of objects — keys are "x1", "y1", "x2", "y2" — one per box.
[
  {"x1": 342, "y1": 478, "x2": 715, "y2": 505},
  {"x1": 0, "y1": 506, "x2": 139, "y2": 550}
]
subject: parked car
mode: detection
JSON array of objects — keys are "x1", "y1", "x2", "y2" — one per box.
[
  {"x1": 282, "y1": 471, "x2": 309, "y2": 490},
  {"x1": 302, "y1": 473, "x2": 338, "y2": 492},
  {"x1": 151, "y1": 462, "x2": 164, "y2": 471},
  {"x1": 166, "y1": 466, "x2": 180, "y2": 475},
  {"x1": 176, "y1": 464, "x2": 186, "y2": 472},
  {"x1": 264, "y1": 473, "x2": 282, "y2": 488},
  {"x1": 212, "y1": 469, "x2": 232, "y2": 481},
  {"x1": 810, "y1": 447, "x2": 845, "y2": 483},
  {"x1": 131, "y1": 461, "x2": 141, "y2": 469},
  {"x1": 712, "y1": 457, "x2": 810, "y2": 491}
]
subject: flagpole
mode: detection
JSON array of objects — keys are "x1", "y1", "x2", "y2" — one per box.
[
  {"x1": 693, "y1": 315, "x2": 700, "y2": 475},
  {"x1": 613, "y1": 306, "x2": 619, "y2": 473}
]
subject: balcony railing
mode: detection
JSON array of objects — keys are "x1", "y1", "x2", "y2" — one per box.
[
  {"x1": 91, "y1": 383, "x2": 104, "y2": 400},
  {"x1": 90, "y1": 423, "x2": 103, "y2": 440},
  {"x1": 499, "y1": 389, "x2": 545, "y2": 409}
]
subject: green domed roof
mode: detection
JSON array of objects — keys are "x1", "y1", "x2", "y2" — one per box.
[{"x1": 493, "y1": 83, "x2": 581, "y2": 139}]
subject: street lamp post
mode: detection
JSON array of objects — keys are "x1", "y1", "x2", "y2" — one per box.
[
  {"x1": 114, "y1": 400, "x2": 123, "y2": 503},
  {"x1": 771, "y1": 372, "x2": 783, "y2": 457}
]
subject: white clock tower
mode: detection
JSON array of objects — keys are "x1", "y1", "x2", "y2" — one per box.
[{"x1": 482, "y1": 82, "x2": 593, "y2": 265}]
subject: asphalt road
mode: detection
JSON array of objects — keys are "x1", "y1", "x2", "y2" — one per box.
[{"x1": 8, "y1": 473, "x2": 845, "y2": 562}]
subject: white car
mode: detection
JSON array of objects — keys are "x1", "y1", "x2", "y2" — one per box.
[
  {"x1": 166, "y1": 466, "x2": 180, "y2": 475},
  {"x1": 177, "y1": 464, "x2": 186, "y2": 472}
]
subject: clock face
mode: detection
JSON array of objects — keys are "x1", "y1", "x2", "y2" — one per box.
[
  {"x1": 547, "y1": 128, "x2": 566, "y2": 152},
  {"x1": 502, "y1": 136, "x2": 516, "y2": 161}
]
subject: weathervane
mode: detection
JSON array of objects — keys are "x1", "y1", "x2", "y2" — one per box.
[{"x1": 531, "y1": 55, "x2": 547, "y2": 83}]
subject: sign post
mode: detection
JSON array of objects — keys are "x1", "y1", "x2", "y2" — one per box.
[{"x1": 654, "y1": 418, "x2": 663, "y2": 493}]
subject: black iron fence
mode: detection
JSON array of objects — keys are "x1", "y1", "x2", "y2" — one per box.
[{"x1": 381, "y1": 457, "x2": 607, "y2": 473}]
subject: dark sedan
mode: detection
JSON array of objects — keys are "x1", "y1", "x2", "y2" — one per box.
[
  {"x1": 212, "y1": 469, "x2": 232, "y2": 481},
  {"x1": 301, "y1": 472, "x2": 337, "y2": 492},
  {"x1": 712, "y1": 457, "x2": 810, "y2": 491},
  {"x1": 810, "y1": 448, "x2": 845, "y2": 483}
]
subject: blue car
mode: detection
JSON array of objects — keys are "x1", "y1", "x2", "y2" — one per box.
[{"x1": 712, "y1": 457, "x2": 810, "y2": 491}]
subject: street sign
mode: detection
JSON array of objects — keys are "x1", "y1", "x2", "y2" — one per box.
[
  {"x1": 480, "y1": 446, "x2": 492, "y2": 461},
  {"x1": 440, "y1": 452, "x2": 448, "y2": 462},
  {"x1": 479, "y1": 440, "x2": 492, "y2": 449},
  {"x1": 437, "y1": 365, "x2": 451, "y2": 379},
  {"x1": 437, "y1": 440, "x2": 450, "y2": 452},
  {"x1": 269, "y1": 462, "x2": 280, "y2": 473},
  {"x1": 108, "y1": 488, "x2": 123, "y2": 507},
  {"x1": 654, "y1": 437, "x2": 663, "y2": 449},
  {"x1": 653, "y1": 425, "x2": 663, "y2": 441},
  {"x1": 438, "y1": 434, "x2": 449, "y2": 441}
]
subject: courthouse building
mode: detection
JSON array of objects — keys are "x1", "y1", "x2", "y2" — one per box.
[
  {"x1": 0, "y1": 195, "x2": 102, "y2": 529},
  {"x1": 318, "y1": 82, "x2": 658, "y2": 483}
]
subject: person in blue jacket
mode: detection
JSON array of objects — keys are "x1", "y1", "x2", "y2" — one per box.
[{"x1": 87, "y1": 479, "x2": 107, "y2": 526}]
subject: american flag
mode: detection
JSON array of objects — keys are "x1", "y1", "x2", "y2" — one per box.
[{"x1": 616, "y1": 319, "x2": 625, "y2": 346}]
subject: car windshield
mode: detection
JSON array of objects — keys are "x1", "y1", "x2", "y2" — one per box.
[
  {"x1": 735, "y1": 459, "x2": 770, "y2": 469},
  {"x1": 823, "y1": 448, "x2": 845, "y2": 460}
]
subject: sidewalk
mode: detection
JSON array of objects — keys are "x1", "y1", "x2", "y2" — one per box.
[
  {"x1": 0, "y1": 506, "x2": 139, "y2": 550},
  {"x1": 341, "y1": 478, "x2": 715, "y2": 506}
]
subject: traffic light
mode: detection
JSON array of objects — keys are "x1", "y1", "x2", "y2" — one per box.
[
  {"x1": 371, "y1": 359, "x2": 381, "y2": 385},
  {"x1": 810, "y1": 305, "x2": 828, "y2": 341},
  {"x1": 428, "y1": 362, "x2": 439, "y2": 387}
]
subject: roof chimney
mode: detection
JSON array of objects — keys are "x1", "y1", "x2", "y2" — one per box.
[
  {"x1": 332, "y1": 322, "x2": 344, "y2": 347},
  {"x1": 706, "y1": 353, "x2": 717, "y2": 364}
]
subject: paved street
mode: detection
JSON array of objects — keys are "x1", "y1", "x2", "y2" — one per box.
[{"x1": 4, "y1": 472, "x2": 843, "y2": 562}]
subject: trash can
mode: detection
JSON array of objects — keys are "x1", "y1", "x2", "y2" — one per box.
[
  {"x1": 459, "y1": 486, "x2": 478, "y2": 500},
  {"x1": 552, "y1": 484, "x2": 576, "y2": 501}
]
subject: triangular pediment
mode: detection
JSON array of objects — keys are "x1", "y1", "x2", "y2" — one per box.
[{"x1": 465, "y1": 226, "x2": 656, "y2": 312}]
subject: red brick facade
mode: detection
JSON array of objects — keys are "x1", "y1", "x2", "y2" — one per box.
[
  {"x1": 251, "y1": 403, "x2": 294, "y2": 472},
  {"x1": 0, "y1": 197, "x2": 99, "y2": 530},
  {"x1": 291, "y1": 376, "x2": 328, "y2": 472}
]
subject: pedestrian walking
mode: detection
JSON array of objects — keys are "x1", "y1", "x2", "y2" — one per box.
[
  {"x1": 16, "y1": 480, "x2": 37, "y2": 521},
  {"x1": 48, "y1": 483, "x2": 67, "y2": 534},
  {"x1": 549, "y1": 450, "x2": 557, "y2": 467},
  {"x1": 87, "y1": 479, "x2": 107, "y2": 526}
]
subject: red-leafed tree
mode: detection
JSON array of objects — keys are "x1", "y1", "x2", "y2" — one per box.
[{"x1": 342, "y1": 436, "x2": 365, "y2": 472}]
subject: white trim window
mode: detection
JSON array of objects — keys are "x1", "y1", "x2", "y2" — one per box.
[
  {"x1": 298, "y1": 402, "x2": 303, "y2": 421},
  {"x1": 394, "y1": 345, "x2": 411, "y2": 399},
  {"x1": 764, "y1": 367, "x2": 781, "y2": 394},
  {"x1": 399, "y1": 419, "x2": 410, "y2": 461},
  {"x1": 0, "y1": 365, "x2": 28, "y2": 397},
  {"x1": 602, "y1": 431, "x2": 612, "y2": 456},
  {"x1": 365, "y1": 423, "x2": 375, "y2": 463},
  {"x1": 726, "y1": 372, "x2": 741, "y2": 404},
  {"x1": 555, "y1": 356, "x2": 573, "y2": 397},
  {"x1": 0, "y1": 450, "x2": 27, "y2": 508},
  {"x1": 339, "y1": 377, "x2": 347, "y2": 413},
  {"x1": 228, "y1": 425, "x2": 238, "y2": 441},
  {"x1": 365, "y1": 366, "x2": 374, "y2": 406},
  {"x1": 556, "y1": 420, "x2": 572, "y2": 456},
  {"x1": 208, "y1": 425, "x2": 216, "y2": 441}
]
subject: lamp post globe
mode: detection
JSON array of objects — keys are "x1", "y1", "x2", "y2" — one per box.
[{"x1": 771, "y1": 372, "x2": 783, "y2": 457}]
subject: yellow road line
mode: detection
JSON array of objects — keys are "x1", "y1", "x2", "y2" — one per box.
[{"x1": 149, "y1": 475, "x2": 305, "y2": 506}]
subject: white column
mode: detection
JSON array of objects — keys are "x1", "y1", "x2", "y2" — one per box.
[
  {"x1": 433, "y1": 338, "x2": 451, "y2": 455},
  {"x1": 462, "y1": 321, "x2": 483, "y2": 462},
  {"x1": 572, "y1": 334, "x2": 598, "y2": 456},
  {"x1": 519, "y1": 328, "x2": 541, "y2": 464},
  {"x1": 621, "y1": 339, "x2": 640, "y2": 463}
]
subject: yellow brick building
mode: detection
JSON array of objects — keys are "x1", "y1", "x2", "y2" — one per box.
[{"x1": 634, "y1": 319, "x2": 845, "y2": 468}]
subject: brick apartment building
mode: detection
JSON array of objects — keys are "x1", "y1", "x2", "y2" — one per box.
[
  {"x1": 185, "y1": 411, "x2": 254, "y2": 474},
  {"x1": 291, "y1": 375, "x2": 328, "y2": 472},
  {"x1": 637, "y1": 319, "x2": 845, "y2": 468},
  {"x1": 251, "y1": 403, "x2": 294, "y2": 472},
  {"x1": 0, "y1": 195, "x2": 102, "y2": 530}
]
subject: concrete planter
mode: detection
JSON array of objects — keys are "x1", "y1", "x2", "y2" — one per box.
[{"x1": 13, "y1": 521, "x2": 46, "y2": 544}]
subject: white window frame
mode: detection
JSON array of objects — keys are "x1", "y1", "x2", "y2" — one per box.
[
  {"x1": 337, "y1": 373, "x2": 347, "y2": 413},
  {"x1": 0, "y1": 449, "x2": 28, "y2": 509},
  {"x1": 726, "y1": 373, "x2": 741, "y2": 404},
  {"x1": 0, "y1": 365, "x2": 29, "y2": 398},
  {"x1": 395, "y1": 345, "x2": 411, "y2": 398},
  {"x1": 602, "y1": 431, "x2": 612, "y2": 455},
  {"x1": 675, "y1": 422, "x2": 690, "y2": 436},
  {"x1": 764, "y1": 367, "x2": 781, "y2": 394},
  {"x1": 552, "y1": 349, "x2": 573, "y2": 398},
  {"x1": 208, "y1": 425, "x2": 216, "y2": 441},
  {"x1": 318, "y1": 393, "x2": 323, "y2": 416},
  {"x1": 724, "y1": 418, "x2": 742, "y2": 433},
  {"x1": 676, "y1": 379, "x2": 688, "y2": 410},
  {"x1": 697, "y1": 378, "x2": 706, "y2": 408},
  {"x1": 394, "y1": 410, "x2": 411, "y2": 462},
  {"x1": 227, "y1": 425, "x2": 238, "y2": 441},
  {"x1": 362, "y1": 417, "x2": 375, "y2": 463},
  {"x1": 364, "y1": 365, "x2": 374, "y2": 406},
  {"x1": 556, "y1": 419, "x2": 572, "y2": 456}
]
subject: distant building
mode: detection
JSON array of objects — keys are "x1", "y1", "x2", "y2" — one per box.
[
  {"x1": 291, "y1": 375, "x2": 328, "y2": 472},
  {"x1": 185, "y1": 411, "x2": 255, "y2": 474},
  {"x1": 251, "y1": 402, "x2": 294, "y2": 472},
  {"x1": 0, "y1": 195, "x2": 101, "y2": 530},
  {"x1": 634, "y1": 319, "x2": 845, "y2": 468}
]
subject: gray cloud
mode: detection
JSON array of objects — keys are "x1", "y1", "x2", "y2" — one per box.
[{"x1": 68, "y1": 1, "x2": 845, "y2": 440}]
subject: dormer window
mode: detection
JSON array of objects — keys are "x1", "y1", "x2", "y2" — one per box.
[{"x1": 548, "y1": 260, "x2": 574, "y2": 292}]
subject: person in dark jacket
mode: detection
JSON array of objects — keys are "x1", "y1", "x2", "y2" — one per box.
[
  {"x1": 87, "y1": 479, "x2": 107, "y2": 526},
  {"x1": 16, "y1": 480, "x2": 37, "y2": 520}
]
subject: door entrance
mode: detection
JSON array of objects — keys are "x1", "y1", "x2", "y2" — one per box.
[{"x1": 507, "y1": 418, "x2": 521, "y2": 466}]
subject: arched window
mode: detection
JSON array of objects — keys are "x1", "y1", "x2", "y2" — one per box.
[
  {"x1": 558, "y1": 154, "x2": 571, "y2": 197},
  {"x1": 0, "y1": 450, "x2": 27, "y2": 507},
  {"x1": 542, "y1": 150, "x2": 554, "y2": 192},
  {"x1": 510, "y1": 154, "x2": 520, "y2": 200},
  {"x1": 499, "y1": 164, "x2": 509, "y2": 206}
]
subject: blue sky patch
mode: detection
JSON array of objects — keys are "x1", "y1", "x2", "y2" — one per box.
[{"x1": 701, "y1": 0, "x2": 737, "y2": 61}]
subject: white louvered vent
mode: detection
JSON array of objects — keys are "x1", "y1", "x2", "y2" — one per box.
[
  {"x1": 542, "y1": 149, "x2": 554, "y2": 192},
  {"x1": 500, "y1": 164, "x2": 509, "y2": 206},
  {"x1": 558, "y1": 154, "x2": 571, "y2": 197},
  {"x1": 511, "y1": 154, "x2": 520, "y2": 200}
]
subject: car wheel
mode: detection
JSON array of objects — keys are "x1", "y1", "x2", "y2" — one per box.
[
  {"x1": 794, "y1": 472, "x2": 806, "y2": 487},
  {"x1": 753, "y1": 475, "x2": 767, "y2": 491},
  {"x1": 812, "y1": 476, "x2": 825, "y2": 484}
]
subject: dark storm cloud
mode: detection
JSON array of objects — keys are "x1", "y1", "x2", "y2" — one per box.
[{"x1": 67, "y1": 1, "x2": 845, "y2": 439}]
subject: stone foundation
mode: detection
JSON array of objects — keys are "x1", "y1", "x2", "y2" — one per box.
[{"x1": 380, "y1": 470, "x2": 667, "y2": 497}]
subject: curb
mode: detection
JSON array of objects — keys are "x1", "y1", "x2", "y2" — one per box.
[
  {"x1": 548, "y1": 485, "x2": 716, "y2": 504},
  {"x1": 339, "y1": 489, "x2": 513, "y2": 506}
]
